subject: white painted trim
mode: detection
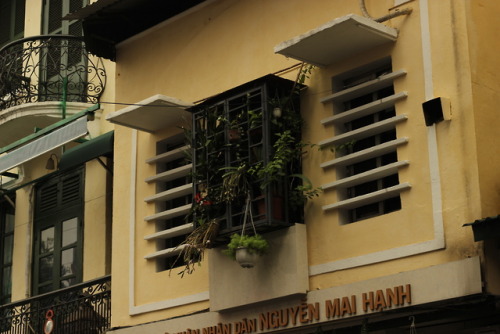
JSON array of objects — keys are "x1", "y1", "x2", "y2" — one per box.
[
  {"x1": 319, "y1": 114, "x2": 407, "y2": 147},
  {"x1": 128, "y1": 130, "x2": 138, "y2": 314},
  {"x1": 144, "y1": 203, "x2": 191, "y2": 222},
  {"x1": 129, "y1": 291, "x2": 210, "y2": 316},
  {"x1": 322, "y1": 182, "x2": 411, "y2": 211},
  {"x1": 127, "y1": 130, "x2": 209, "y2": 315},
  {"x1": 144, "y1": 244, "x2": 187, "y2": 260},
  {"x1": 320, "y1": 70, "x2": 407, "y2": 104},
  {"x1": 310, "y1": 0, "x2": 445, "y2": 276},
  {"x1": 144, "y1": 223, "x2": 194, "y2": 241},
  {"x1": 321, "y1": 160, "x2": 409, "y2": 190},
  {"x1": 320, "y1": 137, "x2": 409, "y2": 168}
]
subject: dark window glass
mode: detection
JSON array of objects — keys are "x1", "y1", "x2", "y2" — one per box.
[
  {"x1": 0, "y1": 0, "x2": 25, "y2": 47},
  {"x1": 0, "y1": 198, "x2": 15, "y2": 304}
]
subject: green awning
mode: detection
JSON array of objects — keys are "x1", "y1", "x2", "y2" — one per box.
[{"x1": 59, "y1": 131, "x2": 114, "y2": 170}]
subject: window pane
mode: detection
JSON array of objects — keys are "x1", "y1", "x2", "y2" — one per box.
[
  {"x1": 62, "y1": 218, "x2": 78, "y2": 247},
  {"x1": 61, "y1": 277, "x2": 77, "y2": 288},
  {"x1": 40, "y1": 227, "x2": 55, "y2": 253},
  {"x1": 48, "y1": 0, "x2": 63, "y2": 33},
  {"x1": 3, "y1": 235, "x2": 13, "y2": 263},
  {"x1": 2, "y1": 267, "x2": 11, "y2": 297},
  {"x1": 0, "y1": 2, "x2": 12, "y2": 46},
  {"x1": 38, "y1": 284, "x2": 53, "y2": 294},
  {"x1": 61, "y1": 248, "x2": 75, "y2": 277},
  {"x1": 5, "y1": 213, "x2": 14, "y2": 233},
  {"x1": 39, "y1": 255, "x2": 54, "y2": 283}
]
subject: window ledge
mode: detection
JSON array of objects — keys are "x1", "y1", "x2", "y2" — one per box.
[
  {"x1": 321, "y1": 137, "x2": 409, "y2": 169},
  {"x1": 145, "y1": 163, "x2": 192, "y2": 183},
  {"x1": 322, "y1": 160, "x2": 409, "y2": 190},
  {"x1": 320, "y1": 70, "x2": 406, "y2": 104},
  {"x1": 322, "y1": 182, "x2": 411, "y2": 211},
  {"x1": 144, "y1": 223, "x2": 194, "y2": 241},
  {"x1": 144, "y1": 183, "x2": 193, "y2": 203},
  {"x1": 144, "y1": 204, "x2": 191, "y2": 222},
  {"x1": 146, "y1": 145, "x2": 190, "y2": 164},
  {"x1": 144, "y1": 244, "x2": 188, "y2": 260},
  {"x1": 274, "y1": 14, "x2": 398, "y2": 66},
  {"x1": 319, "y1": 114, "x2": 407, "y2": 148},
  {"x1": 321, "y1": 91, "x2": 407, "y2": 126}
]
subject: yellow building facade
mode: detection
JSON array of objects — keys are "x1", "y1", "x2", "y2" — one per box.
[
  {"x1": 85, "y1": 0, "x2": 499, "y2": 332},
  {"x1": 1, "y1": 0, "x2": 500, "y2": 333}
]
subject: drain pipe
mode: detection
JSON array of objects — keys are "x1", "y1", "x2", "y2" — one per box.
[{"x1": 359, "y1": 0, "x2": 413, "y2": 23}]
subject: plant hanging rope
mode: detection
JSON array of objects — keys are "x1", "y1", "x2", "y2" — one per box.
[{"x1": 241, "y1": 193, "x2": 257, "y2": 237}]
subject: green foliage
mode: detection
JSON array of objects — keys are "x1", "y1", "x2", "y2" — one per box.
[
  {"x1": 179, "y1": 62, "x2": 319, "y2": 275},
  {"x1": 289, "y1": 173, "x2": 322, "y2": 206},
  {"x1": 223, "y1": 233, "x2": 269, "y2": 260},
  {"x1": 256, "y1": 130, "x2": 298, "y2": 188}
]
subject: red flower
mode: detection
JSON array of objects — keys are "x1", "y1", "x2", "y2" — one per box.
[{"x1": 195, "y1": 193, "x2": 212, "y2": 206}]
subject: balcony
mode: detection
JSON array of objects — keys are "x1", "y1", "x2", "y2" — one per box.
[
  {"x1": 0, "y1": 35, "x2": 106, "y2": 146},
  {"x1": 0, "y1": 275, "x2": 110, "y2": 334}
]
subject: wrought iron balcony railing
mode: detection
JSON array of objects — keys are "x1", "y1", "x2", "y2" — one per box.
[
  {"x1": 0, "y1": 275, "x2": 111, "y2": 334},
  {"x1": 0, "y1": 35, "x2": 106, "y2": 111}
]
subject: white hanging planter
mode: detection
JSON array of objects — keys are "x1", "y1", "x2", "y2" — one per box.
[{"x1": 235, "y1": 247, "x2": 259, "y2": 268}]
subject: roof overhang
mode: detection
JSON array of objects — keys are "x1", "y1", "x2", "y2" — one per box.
[
  {"x1": 66, "y1": 0, "x2": 207, "y2": 60},
  {"x1": 274, "y1": 14, "x2": 398, "y2": 67},
  {"x1": 105, "y1": 95, "x2": 193, "y2": 133}
]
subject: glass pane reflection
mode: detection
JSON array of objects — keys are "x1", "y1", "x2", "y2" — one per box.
[
  {"x1": 62, "y1": 218, "x2": 78, "y2": 247},
  {"x1": 61, "y1": 248, "x2": 75, "y2": 277},
  {"x1": 2, "y1": 267, "x2": 11, "y2": 296},
  {"x1": 5, "y1": 213, "x2": 14, "y2": 233},
  {"x1": 40, "y1": 227, "x2": 55, "y2": 253},
  {"x1": 39, "y1": 255, "x2": 54, "y2": 283},
  {"x1": 3, "y1": 235, "x2": 13, "y2": 263},
  {"x1": 61, "y1": 277, "x2": 77, "y2": 288}
]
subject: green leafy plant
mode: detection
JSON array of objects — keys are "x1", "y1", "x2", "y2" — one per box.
[{"x1": 223, "y1": 233, "x2": 269, "y2": 260}]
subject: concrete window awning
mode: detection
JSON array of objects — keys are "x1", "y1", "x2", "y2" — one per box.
[
  {"x1": 105, "y1": 94, "x2": 193, "y2": 133},
  {"x1": 274, "y1": 14, "x2": 398, "y2": 66}
]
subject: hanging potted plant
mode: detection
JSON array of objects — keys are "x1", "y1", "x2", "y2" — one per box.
[
  {"x1": 224, "y1": 233, "x2": 269, "y2": 268},
  {"x1": 223, "y1": 195, "x2": 269, "y2": 268}
]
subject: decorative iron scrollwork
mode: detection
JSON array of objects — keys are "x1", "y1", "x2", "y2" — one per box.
[
  {"x1": 0, "y1": 35, "x2": 106, "y2": 111},
  {"x1": 0, "y1": 275, "x2": 110, "y2": 334}
]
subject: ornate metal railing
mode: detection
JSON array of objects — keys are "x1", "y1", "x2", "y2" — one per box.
[
  {"x1": 0, "y1": 275, "x2": 110, "y2": 334},
  {"x1": 0, "y1": 35, "x2": 106, "y2": 111}
]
